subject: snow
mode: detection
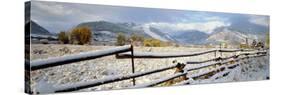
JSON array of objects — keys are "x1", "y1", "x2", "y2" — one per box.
[
  {"x1": 30, "y1": 45, "x2": 131, "y2": 70},
  {"x1": 131, "y1": 72, "x2": 187, "y2": 88},
  {"x1": 118, "y1": 49, "x2": 264, "y2": 59},
  {"x1": 188, "y1": 55, "x2": 269, "y2": 84},
  {"x1": 34, "y1": 78, "x2": 56, "y2": 94},
  {"x1": 117, "y1": 49, "x2": 216, "y2": 58},
  {"x1": 31, "y1": 34, "x2": 58, "y2": 39},
  {"x1": 38, "y1": 63, "x2": 178, "y2": 92},
  {"x1": 174, "y1": 78, "x2": 193, "y2": 86},
  {"x1": 142, "y1": 24, "x2": 169, "y2": 41},
  {"x1": 29, "y1": 45, "x2": 269, "y2": 93},
  {"x1": 187, "y1": 65, "x2": 226, "y2": 78},
  {"x1": 36, "y1": 53, "x2": 267, "y2": 92},
  {"x1": 131, "y1": 54, "x2": 266, "y2": 88}
]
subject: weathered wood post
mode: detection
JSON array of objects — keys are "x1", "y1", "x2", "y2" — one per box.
[
  {"x1": 220, "y1": 43, "x2": 223, "y2": 57},
  {"x1": 168, "y1": 60, "x2": 187, "y2": 85},
  {"x1": 176, "y1": 63, "x2": 187, "y2": 80},
  {"x1": 214, "y1": 50, "x2": 217, "y2": 58},
  {"x1": 130, "y1": 42, "x2": 136, "y2": 86}
]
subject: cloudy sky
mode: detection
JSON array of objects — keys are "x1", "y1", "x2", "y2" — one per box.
[{"x1": 30, "y1": 1, "x2": 269, "y2": 34}]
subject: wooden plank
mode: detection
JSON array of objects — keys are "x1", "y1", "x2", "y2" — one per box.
[
  {"x1": 30, "y1": 45, "x2": 132, "y2": 71},
  {"x1": 116, "y1": 49, "x2": 217, "y2": 59},
  {"x1": 54, "y1": 64, "x2": 178, "y2": 92},
  {"x1": 54, "y1": 53, "x2": 267, "y2": 92},
  {"x1": 130, "y1": 45, "x2": 136, "y2": 85},
  {"x1": 185, "y1": 51, "x2": 266, "y2": 64},
  {"x1": 185, "y1": 54, "x2": 266, "y2": 72},
  {"x1": 130, "y1": 72, "x2": 188, "y2": 88},
  {"x1": 219, "y1": 49, "x2": 256, "y2": 52}
]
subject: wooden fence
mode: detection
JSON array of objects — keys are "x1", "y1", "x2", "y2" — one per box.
[{"x1": 28, "y1": 45, "x2": 268, "y2": 93}]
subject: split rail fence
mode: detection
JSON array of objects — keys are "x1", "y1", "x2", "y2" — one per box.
[{"x1": 27, "y1": 45, "x2": 268, "y2": 93}]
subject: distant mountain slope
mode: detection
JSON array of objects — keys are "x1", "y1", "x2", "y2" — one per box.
[
  {"x1": 206, "y1": 27, "x2": 249, "y2": 45},
  {"x1": 77, "y1": 21, "x2": 153, "y2": 42},
  {"x1": 75, "y1": 21, "x2": 265, "y2": 45},
  {"x1": 142, "y1": 25, "x2": 176, "y2": 42},
  {"x1": 170, "y1": 30, "x2": 208, "y2": 44},
  {"x1": 78, "y1": 21, "x2": 131, "y2": 34},
  {"x1": 28, "y1": 20, "x2": 52, "y2": 35},
  {"x1": 77, "y1": 21, "x2": 149, "y2": 36}
]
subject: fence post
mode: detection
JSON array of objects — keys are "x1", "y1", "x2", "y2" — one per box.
[
  {"x1": 214, "y1": 50, "x2": 217, "y2": 58},
  {"x1": 176, "y1": 63, "x2": 187, "y2": 80},
  {"x1": 173, "y1": 61, "x2": 187, "y2": 84},
  {"x1": 220, "y1": 44, "x2": 223, "y2": 57},
  {"x1": 130, "y1": 44, "x2": 136, "y2": 86}
]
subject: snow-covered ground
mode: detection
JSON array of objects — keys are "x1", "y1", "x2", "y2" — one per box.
[
  {"x1": 188, "y1": 55, "x2": 269, "y2": 85},
  {"x1": 29, "y1": 44, "x2": 269, "y2": 94}
]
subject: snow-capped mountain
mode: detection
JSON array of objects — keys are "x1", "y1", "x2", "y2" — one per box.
[
  {"x1": 28, "y1": 20, "x2": 53, "y2": 36},
  {"x1": 76, "y1": 21, "x2": 176, "y2": 42},
  {"x1": 142, "y1": 24, "x2": 176, "y2": 42},
  {"x1": 206, "y1": 27, "x2": 261, "y2": 45},
  {"x1": 207, "y1": 27, "x2": 247, "y2": 45},
  {"x1": 77, "y1": 21, "x2": 151, "y2": 40},
  {"x1": 170, "y1": 30, "x2": 208, "y2": 45},
  {"x1": 73, "y1": 21, "x2": 266, "y2": 45}
]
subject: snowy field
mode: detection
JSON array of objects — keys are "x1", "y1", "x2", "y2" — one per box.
[{"x1": 29, "y1": 44, "x2": 269, "y2": 93}]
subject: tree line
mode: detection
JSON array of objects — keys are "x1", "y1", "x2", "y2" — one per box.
[
  {"x1": 58, "y1": 26, "x2": 172, "y2": 47},
  {"x1": 58, "y1": 26, "x2": 92, "y2": 45},
  {"x1": 116, "y1": 33, "x2": 172, "y2": 47},
  {"x1": 58, "y1": 26, "x2": 269, "y2": 49}
]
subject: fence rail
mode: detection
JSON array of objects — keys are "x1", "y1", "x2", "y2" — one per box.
[
  {"x1": 29, "y1": 45, "x2": 268, "y2": 93},
  {"x1": 30, "y1": 45, "x2": 131, "y2": 71},
  {"x1": 116, "y1": 49, "x2": 217, "y2": 58},
  {"x1": 54, "y1": 63, "x2": 180, "y2": 92},
  {"x1": 116, "y1": 49, "x2": 259, "y2": 59},
  {"x1": 175, "y1": 54, "x2": 267, "y2": 86},
  {"x1": 130, "y1": 54, "x2": 266, "y2": 88},
  {"x1": 219, "y1": 49, "x2": 256, "y2": 52}
]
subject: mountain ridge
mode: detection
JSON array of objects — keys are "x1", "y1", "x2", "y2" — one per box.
[
  {"x1": 67, "y1": 21, "x2": 267, "y2": 45},
  {"x1": 27, "y1": 20, "x2": 53, "y2": 36}
]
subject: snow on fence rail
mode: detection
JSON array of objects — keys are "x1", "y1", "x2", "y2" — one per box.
[
  {"x1": 116, "y1": 49, "x2": 259, "y2": 59},
  {"x1": 54, "y1": 63, "x2": 180, "y2": 92},
  {"x1": 46, "y1": 51, "x2": 266, "y2": 92},
  {"x1": 29, "y1": 44, "x2": 268, "y2": 93},
  {"x1": 130, "y1": 54, "x2": 267, "y2": 88},
  {"x1": 30, "y1": 45, "x2": 132, "y2": 71},
  {"x1": 185, "y1": 51, "x2": 267, "y2": 65},
  {"x1": 116, "y1": 49, "x2": 217, "y2": 58},
  {"x1": 219, "y1": 49, "x2": 256, "y2": 52},
  {"x1": 176, "y1": 54, "x2": 267, "y2": 86}
]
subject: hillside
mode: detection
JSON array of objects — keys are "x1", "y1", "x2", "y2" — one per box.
[
  {"x1": 206, "y1": 27, "x2": 247, "y2": 45},
  {"x1": 171, "y1": 30, "x2": 208, "y2": 44},
  {"x1": 28, "y1": 20, "x2": 53, "y2": 35},
  {"x1": 76, "y1": 21, "x2": 153, "y2": 43},
  {"x1": 73, "y1": 21, "x2": 266, "y2": 46}
]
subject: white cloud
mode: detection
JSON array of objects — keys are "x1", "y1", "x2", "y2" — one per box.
[
  {"x1": 204, "y1": 16, "x2": 223, "y2": 21},
  {"x1": 31, "y1": 1, "x2": 106, "y2": 33},
  {"x1": 249, "y1": 16, "x2": 269, "y2": 27},
  {"x1": 32, "y1": 2, "x2": 73, "y2": 16},
  {"x1": 146, "y1": 21, "x2": 230, "y2": 34}
]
